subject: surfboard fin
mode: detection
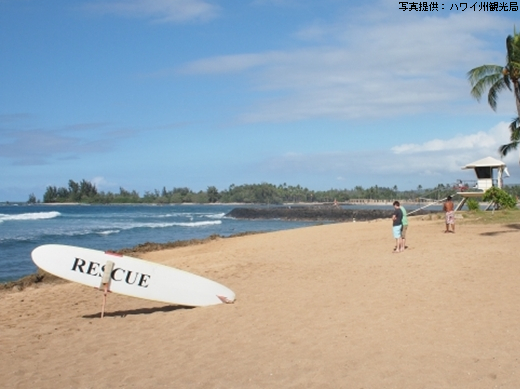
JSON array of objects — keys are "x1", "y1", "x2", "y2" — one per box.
[{"x1": 217, "y1": 295, "x2": 235, "y2": 304}]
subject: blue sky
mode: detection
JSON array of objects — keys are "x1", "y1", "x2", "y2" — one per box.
[{"x1": 1, "y1": 0, "x2": 520, "y2": 201}]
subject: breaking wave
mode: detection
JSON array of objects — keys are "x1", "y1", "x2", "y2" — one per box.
[
  {"x1": 0, "y1": 211, "x2": 61, "y2": 223},
  {"x1": 49, "y1": 220, "x2": 222, "y2": 238}
]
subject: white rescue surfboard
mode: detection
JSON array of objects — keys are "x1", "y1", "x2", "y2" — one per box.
[{"x1": 31, "y1": 244, "x2": 235, "y2": 307}]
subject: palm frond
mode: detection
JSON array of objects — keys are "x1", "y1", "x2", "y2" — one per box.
[
  {"x1": 515, "y1": 85, "x2": 520, "y2": 116},
  {"x1": 469, "y1": 30, "x2": 520, "y2": 116},
  {"x1": 467, "y1": 66, "x2": 504, "y2": 105},
  {"x1": 467, "y1": 65, "x2": 503, "y2": 86},
  {"x1": 509, "y1": 116, "x2": 520, "y2": 141},
  {"x1": 488, "y1": 78, "x2": 510, "y2": 111},
  {"x1": 507, "y1": 33, "x2": 520, "y2": 62},
  {"x1": 498, "y1": 141, "x2": 519, "y2": 157},
  {"x1": 509, "y1": 32, "x2": 520, "y2": 81},
  {"x1": 499, "y1": 116, "x2": 520, "y2": 157},
  {"x1": 507, "y1": 35, "x2": 515, "y2": 63}
]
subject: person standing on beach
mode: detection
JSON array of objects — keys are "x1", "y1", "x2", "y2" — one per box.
[
  {"x1": 443, "y1": 196, "x2": 455, "y2": 233},
  {"x1": 400, "y1": 204, "x2": 408, "y2": 249},
  {"x1": 392, "y1": 201, "x2": 404, "y2": 253}
]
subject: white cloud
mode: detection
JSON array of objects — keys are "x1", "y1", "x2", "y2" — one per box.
[
  {"x1": 251, "y1": 0, "x2": 300, "y2": 5},
  {"x1": 293, "y1": 22, "x2": 329, "y2": 42},
  {"x1": 178, "y1": 8, "x2": 513, "y2": 123},
  {"x1": 84, "y1": 0, "x2": 220, "y2": 23},
  {"x1": 178, "y1": 52, "x2": 275, "y2": 74},
  {"x1": 0, "y1": 124, "x2": 135, "y2": 166},
  {"x1": 384, "y1": 122, "x2": 518, "y2": 175},
  {"x1": 90, "y1": 176, "x2": 108, "y2": 187},
  {"x1": 391, "y1": 122, "x2": 508, "y2": 154},
  {"x1": 90, "y1": 176, "x2": 120, "y2": 192},
  {"x1": 260, "y1": 122, "x2": 520, "y2": 188}
]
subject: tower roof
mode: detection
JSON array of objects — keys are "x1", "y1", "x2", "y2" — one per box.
[{"x1": 462, "y1": 156, "x2": 506, "y2": 169}]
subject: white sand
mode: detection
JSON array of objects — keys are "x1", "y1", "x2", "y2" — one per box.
[{"x1": 2, "y1": 216, "x2": 520, "y2": 388}]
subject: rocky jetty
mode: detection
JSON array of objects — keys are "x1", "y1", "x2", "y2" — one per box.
[{"x1": 226, "y1": 206, "x2": 437, "y2": 222}]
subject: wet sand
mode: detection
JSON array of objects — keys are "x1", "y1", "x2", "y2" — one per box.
[{"x1": 2, "y1": 216, "x2": 520, "y2": 388}]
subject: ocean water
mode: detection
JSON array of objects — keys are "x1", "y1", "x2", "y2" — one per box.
[{"x1": 0, "y1": 204, "x2": 320, "y2": 283}]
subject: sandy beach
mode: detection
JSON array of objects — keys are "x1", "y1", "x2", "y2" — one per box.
[{"x1": 2, "y1": 215, "x2": 520, "y2": 388}]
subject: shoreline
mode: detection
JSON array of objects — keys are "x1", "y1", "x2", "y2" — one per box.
[
  {"x1": 1, "y1": 231, "x2": 267, "y2": 290},
  {"x1": 1, "y1": 205, "x2": 443, "y2": 286},
  {"x1": 1, "y1": 205, "x2": 442, "y2": 286}
]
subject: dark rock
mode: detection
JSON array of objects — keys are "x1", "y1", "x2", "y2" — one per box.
[{"x1": 225, "y1": 206, "x2": 437, "y2": 222}]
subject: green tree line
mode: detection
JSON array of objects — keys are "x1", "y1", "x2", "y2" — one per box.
[{"x1": 27, "y1": 179, "x2": 520, "y2": 205}]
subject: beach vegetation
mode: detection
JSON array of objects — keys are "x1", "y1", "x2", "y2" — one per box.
[
  {"x1": 207, "y1": 186, "x2": 220, "y2": 203},
  {"x1": 38, "y1": 178, "x2": 459, "y2": 204},
  {"x1": 460, "y1": 208, "x2": 520, "y2": 224},
  {"x1": 482, "y1": 186, "x2": 518, "y2": 209},
  {"x1": 27, "y1": 193, "x2": 37, "y2": 204},
  {"x1": 465, "y1": 198, "x2": 481, "y2": 211}
]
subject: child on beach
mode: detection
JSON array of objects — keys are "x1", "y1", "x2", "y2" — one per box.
[{"x1": 392, "y1": 201, "x2": 404, "y2": 253}]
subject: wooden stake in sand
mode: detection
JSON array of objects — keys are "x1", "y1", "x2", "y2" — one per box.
[{"x1": 99, "y1": 260, "x2": 115, "y2": 319}]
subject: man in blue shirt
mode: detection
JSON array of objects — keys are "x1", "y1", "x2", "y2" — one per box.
[{"x1": 392, "y1": 201, "x2": 403, "y2": 253}]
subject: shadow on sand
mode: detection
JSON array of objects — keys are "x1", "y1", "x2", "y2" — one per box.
[
  {"x1": 479, "y1": 224, "x2": 520, "y2": 237},
  {"x1": 83, "y1": 304, "x2": 194, "y2": 319}
]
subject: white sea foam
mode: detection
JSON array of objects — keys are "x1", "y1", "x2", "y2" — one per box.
[
  {"x1": 158, "y1": 212, "x2": 225, "y2": 220},
  {"x1": 75, "y1": 220, "x2": 223, "y2": 236},
  {"x1": 134, "y1": 220, "x2": 222, "y2": 229},
  {"x1": 97, "y1": 230, "x2": 121, "y2": 236},
  {"x1": 172, "y1": 220, "x2": 222, "y2": 227},
  {"x1": 205, "y1": 213, "x2": 226, "y2": 219},
  {"x1": 0, "y1": 211, "x2": 61, "y2": 222},
  {"x1": 34, "y1": 220, "x2": 222, "y2": 239}
]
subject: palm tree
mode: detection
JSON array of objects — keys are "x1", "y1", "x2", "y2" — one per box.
[
  {"x1": 468, "y1": 31, "x2": 520, "y2": 115},
  {"x1": 468, "y1": 30, "x2": 520, "y2": 159}
]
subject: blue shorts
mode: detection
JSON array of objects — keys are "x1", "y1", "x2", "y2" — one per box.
[{"x1": 393, "y1": 225, "x2": 402, "y2": 239}]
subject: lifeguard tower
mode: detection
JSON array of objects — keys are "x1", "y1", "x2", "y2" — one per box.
[{"x1": 455, "y1": 156, "x2": 509, "y2": 211}]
